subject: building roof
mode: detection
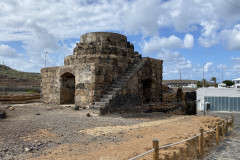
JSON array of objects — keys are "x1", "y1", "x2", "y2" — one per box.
[{"x1": 233, "y1": 78, "x2": 240, "y2": 81}]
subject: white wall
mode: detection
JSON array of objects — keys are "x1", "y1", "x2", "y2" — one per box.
[{"x1": 197, "y1": 88, "x2": 240, "y2": 111}]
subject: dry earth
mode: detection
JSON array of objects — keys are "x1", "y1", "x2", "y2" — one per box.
[
  {"x1": 0, "y1": 92, "x2": 40, "y2": 104},
  {"x1": 0, "y1": 103, "x2": 222, "y2": 160}
]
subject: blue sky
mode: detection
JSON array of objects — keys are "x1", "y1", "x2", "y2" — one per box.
[{"x1": 0, "y1": 0, "x2": 240, "y2": 82}]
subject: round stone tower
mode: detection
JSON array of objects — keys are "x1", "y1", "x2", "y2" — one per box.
[
  {"x1": 80, "y1": 32, "x2": 127, "y2": 48},
  {"x1": 64, "y1": 32, "x2": 141, "y2": 73}
]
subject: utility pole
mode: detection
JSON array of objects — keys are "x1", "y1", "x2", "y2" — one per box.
[
  {"x1": 2, "y1": 61, "x2": 4, "y2": 95},
  {"x1": 179, "y1": 70, "x2": 181, "y2": 87},
  {"x1": 222, "y1": 69, "x2": 223, "y2": 83},
  {"x1": 45, "y1": 51, "x2": 48, "y2": 68},
  {"x1": 203, "y1": 65, "x2": 205, "y2": 88}
]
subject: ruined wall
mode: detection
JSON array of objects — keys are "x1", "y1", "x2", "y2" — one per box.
[
  {"x1": 64, "y1": 32, "x2": 141, "y2": 89},
  {"x1": 41, "y1": 64, "x2": 95, "y2": 106},
  {"x1": 41, "y1": 32, "x2": 163, "y2": 112},
  {"x1": 100, "y1": 58, "x2": 163, "y2": 113},
  {"x1": 41, "y1": 67, "x2": 59, "y2": 104}
]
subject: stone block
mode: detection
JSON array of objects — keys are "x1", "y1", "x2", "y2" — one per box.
[
  {"x1": 81, "y1": 96, "x2": 90, "y2": 102},
  {"x1": 96, "y1": 76, "x2": 105, "y2": 83}
]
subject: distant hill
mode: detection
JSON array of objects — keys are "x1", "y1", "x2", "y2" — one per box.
[
  {"x1": 163, "y1": 80, "x2": 198, "y2": 86},
  {"x1": 0, "y1": 65, "x2": 40, "y2": 88}
]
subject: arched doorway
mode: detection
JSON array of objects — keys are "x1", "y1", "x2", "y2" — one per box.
[
  {"x1": 60, "y1": 72, "x2": 75, "y2": 104},
  {"x1": 142, "y1": 78, "x2": 153, "y2": 103}
]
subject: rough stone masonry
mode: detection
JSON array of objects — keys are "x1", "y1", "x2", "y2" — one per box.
[{"x1": 41, "y1": 32, "x2": 163, "y2": 114}]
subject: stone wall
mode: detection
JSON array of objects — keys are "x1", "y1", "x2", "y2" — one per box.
[
  {"x1": 41, "y1": 64, "x2": 95, "y2": 107},
  {"x1": 41, "y1": 32, "x2": 163, "y2": 113},
  {"x1": 99, "y1": 57, "x2": 163, "y2": 113},
  {"x1": 41, "y1": 67, "x2": 59, "y2": 104}
]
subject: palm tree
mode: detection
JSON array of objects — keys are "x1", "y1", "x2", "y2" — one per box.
[{"x1": 210, "y1": 77, "x2": 217, "y2": 87}]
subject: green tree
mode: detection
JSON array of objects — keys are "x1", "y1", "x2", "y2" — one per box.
[
  {"x1": 210, "y1": 77, "x2": 217, "y2": 87},
  {"x1": 223, "y1": 80, "x2": 234, "y2": 87},
  {"x1": 196, "y1": 81, "x2": 202, "y2": 88},
  {"x1": 201, "y1": 79, "x2": 210, "y2": 87}
]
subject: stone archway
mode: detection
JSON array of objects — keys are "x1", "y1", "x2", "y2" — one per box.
[{"x1": 60, "y1": 72, "x2": 75, "y2": 104}]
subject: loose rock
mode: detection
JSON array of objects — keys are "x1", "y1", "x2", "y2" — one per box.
[
  {"x1": 0, "y1": 111, "x2": 6, "y2": 119},
  {"x1": 24, "y1": 147, "x2": 32, "y2": 152},
  {"x1": 74, "y1": 106, "x2": 79, "y2": 111}
]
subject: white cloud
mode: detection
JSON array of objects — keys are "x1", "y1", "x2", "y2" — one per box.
[
  {"x1": 0, "y1": 0, "x2": 240, "y2": 78},
  {"x1": 157, "y1": 49, "x2": 196, "y2": 79},
  {"x1": 157, "y1": 50, "x2": 185, "y2": 62},
  {"x1": 142, "y1": 34, "x2": 194, "y2": 54},
  {"x1": 231, "y1": 57, "x2": 240, "y2": 62},
  {"x1": 184, "y1": 34, "x2": 194, "y2": 48},
  {"x1": 0, "y1": 44, "x2": 21, "y2": 57},
  {"x1": 124, "y1": 0, "x2": 162, "y2": 36},
  {"x1": 204, "y1": 62, "x2": 213, "y2": 72},
  {"x1": 220, "y1": 24, "x2": 240, "y2": 50},
  {"x1": 198, "y1": 20, "x2": 219, "y2": 48}
]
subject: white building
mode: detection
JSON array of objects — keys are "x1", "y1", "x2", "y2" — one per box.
[
  {"x1": 233, "y1": 78, "x2": 240, "y2": 88},
  {"x1": 182, "y1": 84, "x2": 197, "y2": 88},
  {"x1": 197, "y1": 88, "x2": 240, "y2": 111},
  {"x1": 218, "y1": 83, "x2": 226, "y2": 88}
]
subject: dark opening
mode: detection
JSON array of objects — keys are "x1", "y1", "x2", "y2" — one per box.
[
  {"x1": 142, "y1": 78, "x2": 153, "y2": 103},
  {"x1": 60, "y1": 72, "x2": 75, "y2": 104}
]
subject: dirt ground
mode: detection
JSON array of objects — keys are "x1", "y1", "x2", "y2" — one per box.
[
  {"x1": 0, "y1": 92, "x2": 40, "y2": 104},
  {"x1": 0, "y1": 103, "x2": 222, "y2": 160}
]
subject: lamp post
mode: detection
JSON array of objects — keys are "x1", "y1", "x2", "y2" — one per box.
[
  {"x1": 203, "y1": 62, "x2": 208, "y2": 88},
  {"x1": 45, "y1": 51, "x2": 48, "y2": 68}
]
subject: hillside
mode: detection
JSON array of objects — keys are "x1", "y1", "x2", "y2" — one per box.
[{"x1": 0, "y1": 65, "x2": 41, "y2": 88}]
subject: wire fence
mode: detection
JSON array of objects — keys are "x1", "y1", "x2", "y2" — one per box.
[{"x1": 129, "y1": 115, "x2": 234, "y2": 160}]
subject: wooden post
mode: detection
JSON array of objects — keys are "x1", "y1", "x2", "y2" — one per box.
[
  {"x1": 199, "y1": 128, "x2": 203, "y2": 160},
  {"x1": 222, "y1": 121, "x2": 225, "y2": 137},
  {"x1": 226, "y1": 117, "x2": 228, "y2": 134},
  {"x1": 216, "y1": 122, "x2": 219, "y2": 146},
  {"x1": 152, "y1": 139, "x2": 159, "y2": 160}
]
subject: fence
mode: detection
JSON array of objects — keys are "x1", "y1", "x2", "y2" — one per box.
[{"x1": 129, "y1": 115, "x2": 234, "y2": 160}]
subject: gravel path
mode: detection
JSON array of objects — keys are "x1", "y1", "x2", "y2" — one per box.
[
  {"x1": 0, "y1": 103, "x2": 170, "y2": 160},
  {"x1": 198, "y1": 112, "x2": 240, "y2": 160}
]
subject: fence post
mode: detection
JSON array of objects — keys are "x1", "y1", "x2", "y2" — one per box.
[
  {"x1": 152, "y1": 139, "x2": 159, "y2": 160},
  {"x1": 222, "y1": 121, "x2": 225, "y2": 137},
  {"x1": 216, "y1": 122, "x2": 219, "y2": 146},
  {"x1": 199, "y1": 128, "x2": 203, "y2": 160},
  {"x1": 226, "y1": 117, "x2": 228, "y2": 134}
]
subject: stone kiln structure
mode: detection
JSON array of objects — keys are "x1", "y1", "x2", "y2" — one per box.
[{"x1": 41, "y1": 32, "x2": 163, "y2": 113}]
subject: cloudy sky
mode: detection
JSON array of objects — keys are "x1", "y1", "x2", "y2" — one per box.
[{"x1": 0, "y1": 0, "x2": 240, "y2": 81}]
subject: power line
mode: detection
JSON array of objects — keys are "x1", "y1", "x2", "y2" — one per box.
[{"x1": 224, "y1": 0, "x2": 240, "y2": 9}]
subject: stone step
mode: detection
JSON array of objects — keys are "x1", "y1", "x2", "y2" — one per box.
[
  {"x1": 94, "y1": 102, "x2": 109, "y2": 107},
  {"x1": 102, "y1": 94, "x2": 115, "y2": 98},
  {"x1": 121, "y1": 75, "x2": 131, "y2": 79},
  {"x1": 99, "y1": 97, "x2": 111, "y2": 102},
  {"x1": 119, "y1": 76, "x2": 130, "y2": 80},
  {"x1": 123, "y1": 72, "x2": 132, "y2": 75},
  {"x1": 119, "y1": 78, "x2": 130, "y2": 82},
  {"x1": 106, "y1": 91, "x2": 117, "y2": 95},
  {"x1": 93, "y1": 59, "x2": 145, "y2": 110},
  {"x1": 89, "y1": 105, "x2": 101, "y2": 110},
  {"x1": 112, "y1": 88, "x2": 121, "y2": 91},
  {"x1": 112, "y1": 84, "x2": 122, "y2": 88}
]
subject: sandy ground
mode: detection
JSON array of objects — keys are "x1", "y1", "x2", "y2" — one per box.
[{"x1": 0, "y1": 103, "x2": 222, "y2": 160}]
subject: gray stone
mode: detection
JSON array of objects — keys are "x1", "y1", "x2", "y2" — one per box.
[{"x1": 41, "y1": 32, "x2": 163, "y2": 114}]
